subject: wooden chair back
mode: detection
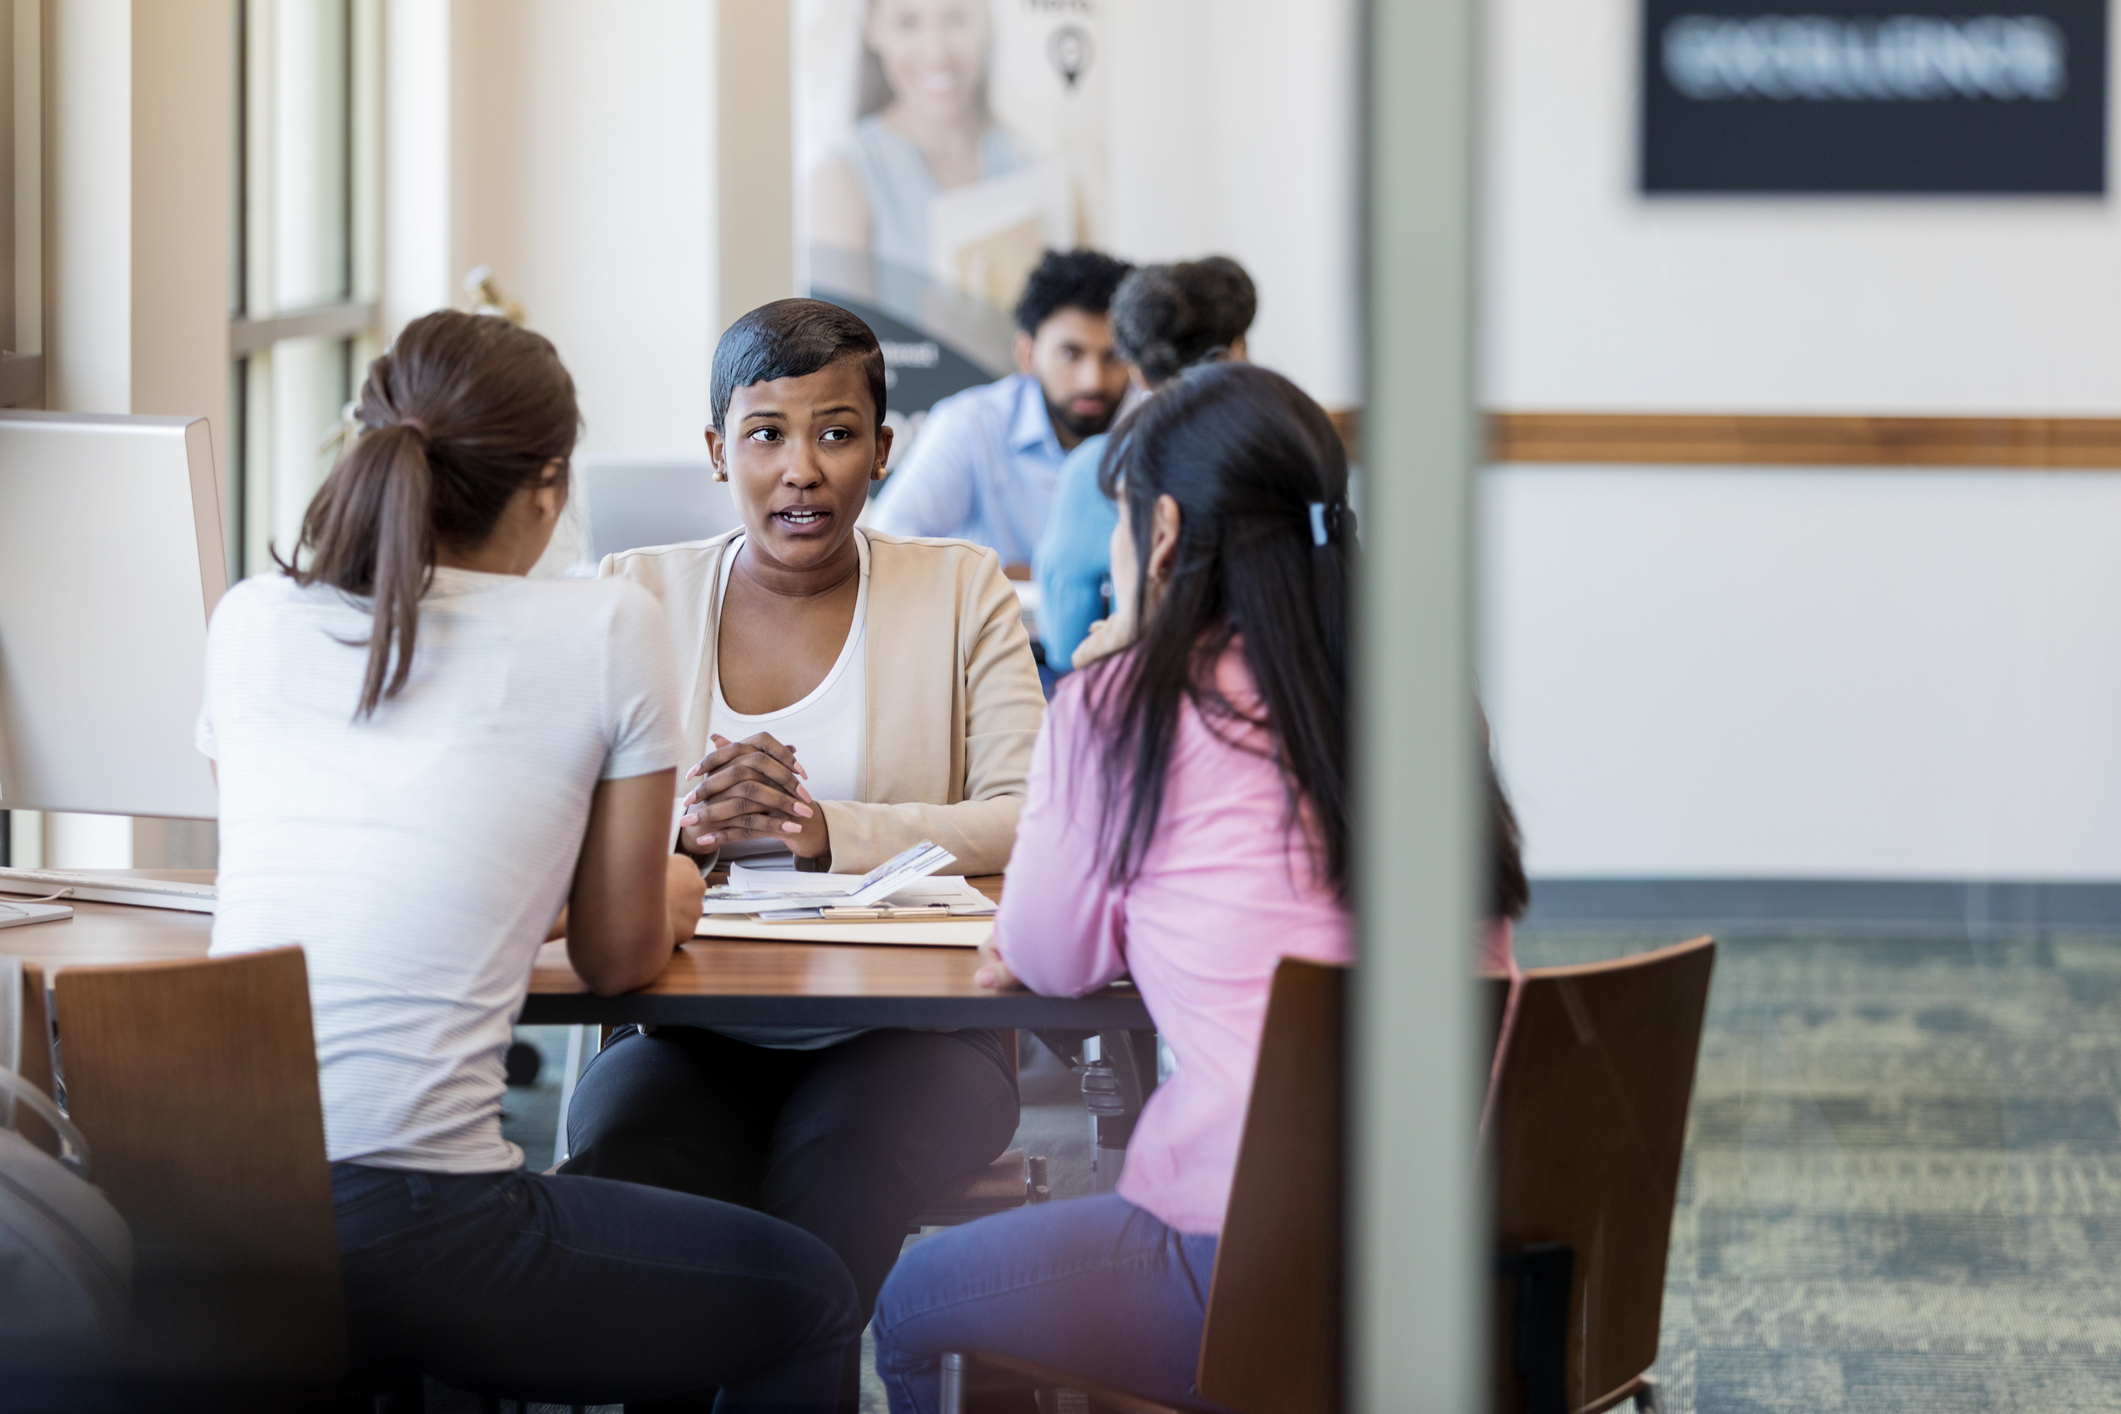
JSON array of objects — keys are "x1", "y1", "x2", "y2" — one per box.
[
  {"x1": 1486, "y1": 936, "x2": 1715, "y2": 1414},
  {"x1": 54, "y1": 946, "x2": 345, "y2": 1381},
  {"x1": 1195, "y1": 957, "x2": 1346, "y2": 1414}
]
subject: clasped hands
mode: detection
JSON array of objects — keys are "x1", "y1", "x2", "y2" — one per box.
[
  {"x1": 676, "y1": 734, "x2": 1036, "y2": 993},
  {"x1": 677, "y1": 731, "x2": 830, "y2": 864}
]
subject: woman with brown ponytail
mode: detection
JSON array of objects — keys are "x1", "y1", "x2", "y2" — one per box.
[{"x1": 197, "y1": 310, "x2": 858, "y2": 1409}]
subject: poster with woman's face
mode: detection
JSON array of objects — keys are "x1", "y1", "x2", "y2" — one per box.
[{"x1": 796, "y1": 0, "x2": 1109, "y2": 318}]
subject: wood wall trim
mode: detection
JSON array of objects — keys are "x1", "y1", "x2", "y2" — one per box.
[
  {"x1": 1487, "y1": 413, "x2": 2121, "y2": 469},
  {"x1": 1325, "y1": 407, "x2": 1362, "y2": 467}
]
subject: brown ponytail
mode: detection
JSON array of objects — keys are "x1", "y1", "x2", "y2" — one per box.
[{"x1": 279, "y1": 310, "x2": 580, "y2": 717}]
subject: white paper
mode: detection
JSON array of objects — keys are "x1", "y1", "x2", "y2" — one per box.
[{"x1": 701, "y1": 841, "x2": 970, "y2": 916}]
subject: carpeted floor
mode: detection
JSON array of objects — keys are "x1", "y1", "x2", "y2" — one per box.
[
  {"x1": 1514, "y1": 925, "x2": 2121, "y2": 1413},
  {"x1": 504, "y1": 927, "x2": 2121, "y2": 1411},
  {"x1": 501, "y1": 1028, "x2": 1095, "y2": 1414}
]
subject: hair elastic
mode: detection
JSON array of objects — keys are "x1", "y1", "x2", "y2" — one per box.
[
  {"x1": 395, "y1": 416, "x2": 432, "y2": 445},
  {"x1": 1309, "y1": 501, "x2": 1330, "y2": 546}
]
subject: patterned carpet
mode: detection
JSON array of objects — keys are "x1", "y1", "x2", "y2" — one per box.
[
  {"x1": 1514, "y1": 926, "x2": 2121, "y2": 1413},
  {"x1": 506, "y1": 927, "x2": 2121, "y2": 1411}
]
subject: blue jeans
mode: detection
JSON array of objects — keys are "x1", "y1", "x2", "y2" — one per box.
[
  {"x1": 870, "y1": 1194, "x2": 1231, "y2": 1414},
  {"x1": 332, "y1": 1162, "x2": 860, "y2": 1411}
]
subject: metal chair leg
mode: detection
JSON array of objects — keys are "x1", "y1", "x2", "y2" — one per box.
[
  {"x1": 1082, "y1": 1030, "x2": 1158, "y2": 1193},
  {"x1": 1635, "y1": 1375, "x2": 1666, "y2": 1414},
  {"x1": 940, "y1": 1352, "x2": 967, "y2": 1414}
]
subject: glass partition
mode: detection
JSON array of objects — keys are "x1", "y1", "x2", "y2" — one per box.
[{"x1": 1479, "y1": 1, "x2": 2121, "y2": 1407}]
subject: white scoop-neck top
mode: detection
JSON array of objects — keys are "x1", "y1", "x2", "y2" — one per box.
[{"x1": 708, "y1": 531, "x2": 869, "y2": 866}]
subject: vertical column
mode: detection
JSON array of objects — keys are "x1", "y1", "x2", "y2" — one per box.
[
  {"x1": 130, "y1": 0, "x2": 230, "y2": 872},
  {"x1": 1353, "y1": 0, "x2": 1482, "y2": 1409},
  {"x1": 382, "y1": 0, "x2": 450, "y2": 342},
  {"x1": 45, "y1": 0, "x2": 128, "y2": 416},
  {"x1": 713, "y1": 0, "x2": 792, "y2": 333},
  {"x1": 38, "y1": 1, "x2": 231, "y2": 869},
  {"x1": 13, "y1": 0, "x2": 38, "y2": 372},
  {"x1": 39, "y1": 0, "x2": 131, "y2": 869},
  {"x1": 129, "y1": 0, "x2": 232, "y2": 464}
]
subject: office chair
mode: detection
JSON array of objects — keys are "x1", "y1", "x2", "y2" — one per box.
[
  {"x1": 54, "y1": 947, "x2": 346, "y2": 1387},
  {"x1": 940, "y1": 959, "x2": 1345, "y2": 1414},
  {"x1": 1485, "y1": 935, "x2": 1716, "y2": 1414}
]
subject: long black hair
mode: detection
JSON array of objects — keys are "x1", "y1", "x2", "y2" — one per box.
[{"x1": 1081, "y1": 362, "x2": 1354, "y2": 899}]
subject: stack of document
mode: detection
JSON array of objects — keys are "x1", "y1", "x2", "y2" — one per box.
[{"x1": 702, "y1": 841, "x2": 999, "y2": 923}]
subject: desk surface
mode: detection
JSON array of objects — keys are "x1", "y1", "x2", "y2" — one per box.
[{"x1": 0, "y1": 870, "x2": 1151, "y2": 1030}]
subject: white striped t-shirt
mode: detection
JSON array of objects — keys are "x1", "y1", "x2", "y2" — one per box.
[{"x1": 197, "y1": 568, "x2": 684, "y2": 1172}]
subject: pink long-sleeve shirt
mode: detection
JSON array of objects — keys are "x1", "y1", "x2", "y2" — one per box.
[{"x1": 996, "y1": 648, "x2": 1354, "y2": 1236}]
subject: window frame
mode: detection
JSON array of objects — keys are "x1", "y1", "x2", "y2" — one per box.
[{"x1": 228, "y1": 0, "x2": 380, "y2": 581}]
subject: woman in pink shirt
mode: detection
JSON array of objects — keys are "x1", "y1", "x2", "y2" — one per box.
[{"x1": 871, "y1": 363, "x2": 1354, "y2": 1412}]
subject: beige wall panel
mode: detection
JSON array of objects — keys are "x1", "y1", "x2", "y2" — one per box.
[
  {"x1": 1, "y1": 7, "x2": 14, "y2": 349},
  {"x1": 447, "y1": 0, "x2": 522, "y2": 314},
  {"x1": 444, "y1": 0, "x2": 714, "y2": 457},
  {"x1": 129, "y1": 0, "x2": 232, "y2": 475},
  {"x1": 129, "y1": 0, "x2": 229, "y2": 870},
  {"x1": 715, "y1": 0, "x2": 791, "y2": 331}
]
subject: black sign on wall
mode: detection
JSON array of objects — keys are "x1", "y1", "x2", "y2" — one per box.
[{"x1": 1642, "y1": 0, "x2": 2108, "y2": 193}]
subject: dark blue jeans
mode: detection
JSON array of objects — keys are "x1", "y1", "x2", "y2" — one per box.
[
  {"x1": 331, "y1": 1162, "x2": 860, "y2": 1411},
  {"x1": 561, "y1": 1025, "x2": 1020, "y2": 1324},
  {"x1": 870, "y1": 1193, "x2": 1231, "y2": 1414}
]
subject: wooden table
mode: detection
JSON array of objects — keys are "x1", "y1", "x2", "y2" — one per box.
[{"x1": 0, "y1": 870, "x2": 1152, "y2": 1030}]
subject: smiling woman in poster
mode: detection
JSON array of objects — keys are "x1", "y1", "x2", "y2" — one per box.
[{"x1": 810, "y1": 0, "x2": 1031, "y2": 275}]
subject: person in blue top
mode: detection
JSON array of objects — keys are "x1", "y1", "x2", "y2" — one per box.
[
  {"x1": 1033, "y1": 256, "x2": 1258, "y2": 671},
  {"x1": 869, "y1": 249, "x2": 1133, "y2": 565}
]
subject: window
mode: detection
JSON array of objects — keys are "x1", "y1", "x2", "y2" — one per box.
[{"x1": 230, "y1": 0, "x2": 379, "y2": 579}]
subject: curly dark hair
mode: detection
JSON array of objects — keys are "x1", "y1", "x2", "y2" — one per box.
[
  {"x1": 1111, "y1": 257, "x2": 1258, "y2": 386},
  {"x1": 1013, "y1": 248, "x2": 1133, "y2": 337}
]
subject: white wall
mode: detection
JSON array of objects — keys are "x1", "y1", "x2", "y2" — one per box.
[
  {"x1": 1482, "y1": 0, "x2": 2121, "y2": 415},
  {"x1": 1483, "y1": 467, "x2": 2121, "y2": 880},
  {"x1": 1480, "y1": 0, "x2": 2121, "y2": 880},
  {"x1": 442, "y1": 0, "x2": 714, "y2": 460},
  {"x1": 1107, "y1": 0, "x2": 1360, "y2": 409}
]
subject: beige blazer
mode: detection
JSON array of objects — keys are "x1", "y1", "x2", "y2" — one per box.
[{"x1": 600, "y1": 529, "x2": 1045, "y2": 875}]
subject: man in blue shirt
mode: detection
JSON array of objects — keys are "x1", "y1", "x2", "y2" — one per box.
[
  {"x1": 871, "y1": 249, "x2": 1133, "y2": 565},
  {"x1": 1034, "y1": 256, "x2": 1258, "y2": 670}
]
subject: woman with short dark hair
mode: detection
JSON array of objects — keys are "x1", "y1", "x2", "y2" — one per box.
[{"x1": 559, "y1": 298, "x2": 1043, "y2": 1404}]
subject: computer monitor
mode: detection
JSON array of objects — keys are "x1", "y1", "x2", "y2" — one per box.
[
  {"x1": 0, "y1": 411, "x2": 226, "y2": 819},
  {"x1": 573, "y1": 457, "x2": 742, "y2": 562}
]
